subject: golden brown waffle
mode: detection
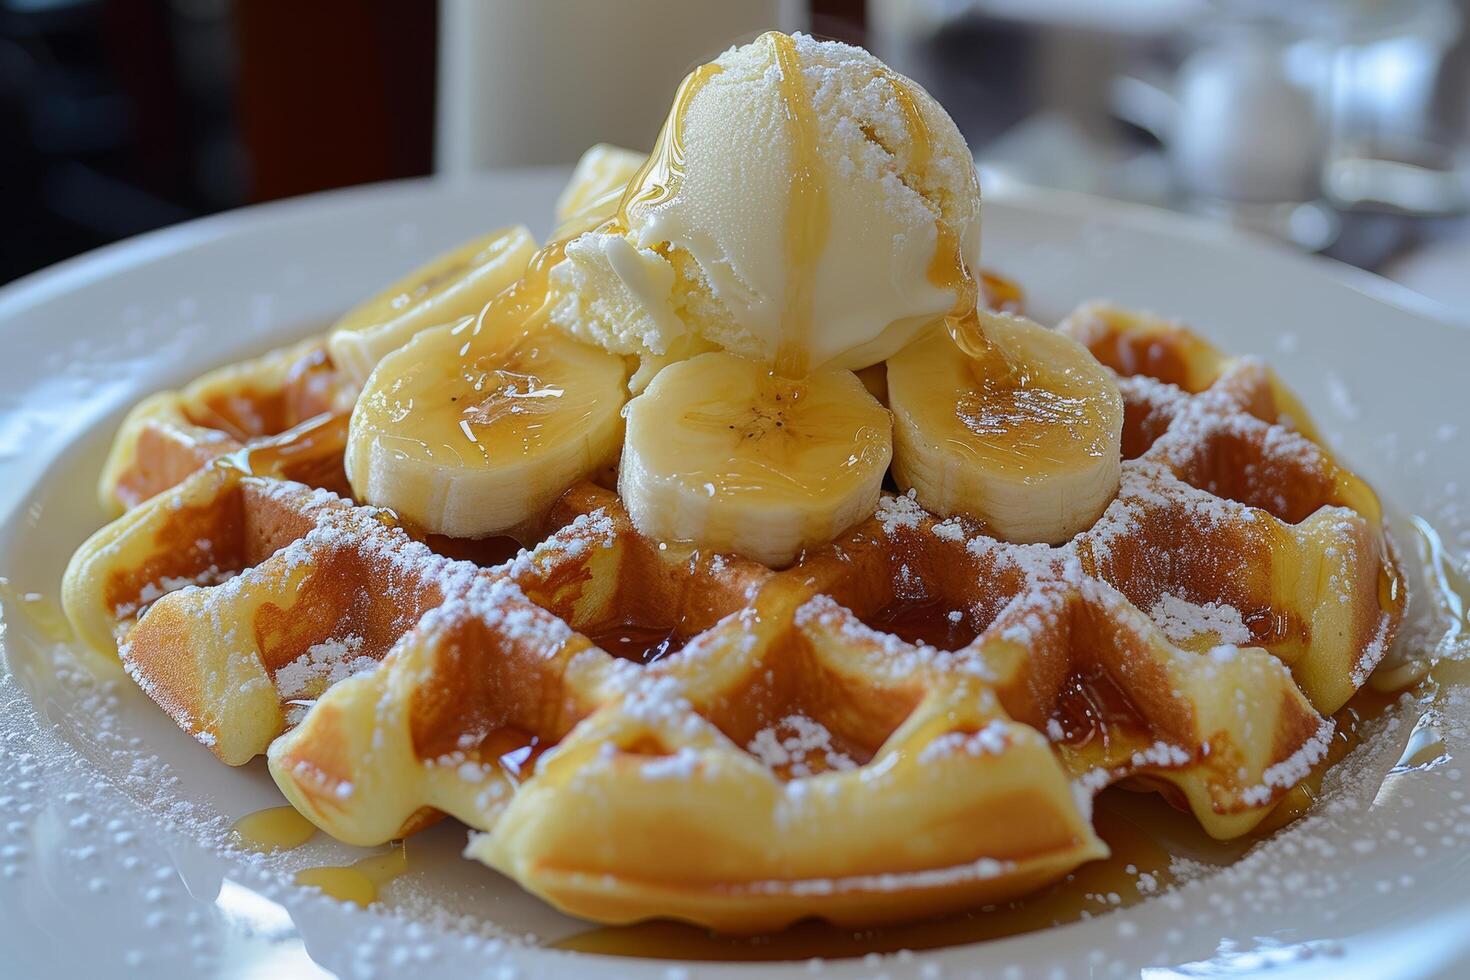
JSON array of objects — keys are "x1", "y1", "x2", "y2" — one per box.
[
  {"x1": 96, "y1": 337, "x2": 355, "y2": 514},
  {"x1": 61, "y1": 299, "x2": 1404, "y2": 931}
]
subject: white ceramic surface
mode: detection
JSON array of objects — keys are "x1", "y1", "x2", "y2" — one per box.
[{"x1": 1, "y1": 171, "x2": 1468, "y2": 979}]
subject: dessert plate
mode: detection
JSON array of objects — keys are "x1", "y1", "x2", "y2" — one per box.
[{"x1": 1, "y1": 171, "x2": 1467, "y2": 979}]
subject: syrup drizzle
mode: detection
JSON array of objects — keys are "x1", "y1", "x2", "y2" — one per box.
[
  {"x1": 294, "y1": 842, "x2": 410, "y2": 907},
  {"x1": 483, "y1": 725, "x2": 550, "y2": 786},
  {"x1": 613, "y1": 62, "x2": 725, "y2": 225},
  {"x1": 584, "y1": 621, "x2": 685, "y2": 665},
  {"x1": 862, "y1": 596, "x2": 979, "y2": 651},
  {"x1": 226, "y1": 411, "x2": 349, "y2": 479},
  {"x1": 232, "y1": 805, "x2": 410, "y2": 906},
  {"x1": 767, "y1": 31, "x2": 829, "y2": 381},
  {"x1": 231, "y1": 805, "x2": 318, "y2": 852},
  {"x1": 465, "y1": 54, "x2": 726, "y2": 359},
  {"x1": 876, "y1": 62, "x2": 1012, "y2": 378}
]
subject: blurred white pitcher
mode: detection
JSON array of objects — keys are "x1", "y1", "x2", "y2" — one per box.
[{"x1": 437, "y1": 0, "x2": 804, "y2": 172}]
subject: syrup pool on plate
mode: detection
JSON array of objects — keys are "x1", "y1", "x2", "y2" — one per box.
[
  {"x1": 293, "y1": 843, "x2": 410, "y2": 908},
  {"x1": 232, "y1": 805, "x2": 319, "y2": 852}
]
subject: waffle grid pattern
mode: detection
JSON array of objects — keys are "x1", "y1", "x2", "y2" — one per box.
[{"x1": 60, "y1": 301, "x2": 1405, "y2": 930}]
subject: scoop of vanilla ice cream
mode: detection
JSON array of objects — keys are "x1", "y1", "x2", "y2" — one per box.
[{"x1": 548, "y1": 33, "x2": 981, "y2": 370}]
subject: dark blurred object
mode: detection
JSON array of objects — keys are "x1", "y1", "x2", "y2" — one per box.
[
  {"x1": 235, "y1": 0, "x2": 434, "y2": 202},
  {"x1": 0, "y1": 0, "x2": 436, "y2": 286},
  {"x1": 810, "y1": 0, "x2": 865, "y2": 45}
]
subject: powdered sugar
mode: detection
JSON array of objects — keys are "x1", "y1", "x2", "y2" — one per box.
[
  {"x1": 273, "y1": 635, "x2": 375, "y2": 700},
  {"x1": 1149, "y1": 593, "x2": 1252, "y2": 647},
  {"x1": 638, "y1": 748, "x2": 703, "y2": 780},
  {"x1": 747, "y1": 854, "x2": 1014, "y2": 896},
  {"x1": 1241, "y1": 717, "x2": 1336, "y2": 806},
  {"x1": 747, "y1": 714, "x2": 858, "y2": 778},
  {"x1": 1129, "y1": 741, "x2": 1194, "y2": 770},
  {"x1": 114, "y1": 566, "x2": 238, "y2": 620},
  {"x1": 917, "y1": 720, "x2": 1011, "y2": 763},
  {"x1": 876, "y1": 490, "x2": 925, "y2": 535}
]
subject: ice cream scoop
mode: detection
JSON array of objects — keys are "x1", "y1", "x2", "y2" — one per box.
[{"x1": 549, "y1": 32, "x2": 982, "y2": 374}]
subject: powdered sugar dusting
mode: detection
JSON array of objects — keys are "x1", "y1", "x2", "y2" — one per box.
[
  {"x1": 747, "y1": 714, "x2": 859, "y2": 778},
  {"x1": 273, "y1": 634, "x2": 375, "y2": 700},
  {"x1": 1241, "y1": 717, "x2": 1336, "y2": 806},
  {"x1": 918, "y1": 720, "x2": 1011, "y2": 763},
  {"x1": 876, "y1": 490, "x2": 925, "y2": 535},
  {"x1": 1149, "y1": 593, "x2": 1252, "y2": 647}
]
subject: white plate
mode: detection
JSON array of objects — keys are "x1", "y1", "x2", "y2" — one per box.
[{"x1": 1, "y1": 172, "x2": 1468, "y2": 979}]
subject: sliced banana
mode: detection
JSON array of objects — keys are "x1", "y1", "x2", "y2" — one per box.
[
  {"x1": 347, "y1": 320, "x2": 628, "y2": 540},
  {"x1": 888, "y1": 314, "x2": 1122, "y2": 544},
  {"x1": 328, "y1": 226, "x2": 537, "y2": 387},
  {"x1": 554, "y1": 144, "x2": 647, "y2": 226},
  {"x1": 620, "y1": 351, "x2": 892, "y2": 567}
]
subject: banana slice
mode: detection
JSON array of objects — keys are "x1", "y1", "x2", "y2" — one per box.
[
  {"x1": 620, "y1": 351, "x2": 892, "y2": 567},
  {"x1": 554, "y1": 144, "x2": 647, "y2": 225},
  {"x1": 347, "y1": 320, "x2": 628, "y2": 540},
  {"x1": 888, "y1": 314, "x2": 1122, "y2": 544},
  {"x1": 328, "y1": 226, "x2": 537, "y2": 386}
]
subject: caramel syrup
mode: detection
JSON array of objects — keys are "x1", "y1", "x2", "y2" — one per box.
[
  {"x1": 1051, "y1": 667, "x2": 1152, "y2": 752},
  {"x1": 1370, "y1": 515, "x2": 1469, "y2": 693},
  {"x1": 482, "y1": 725, "x2": 551, "y2": 786},
  {"x1": 486, "y1": 54, "x2": 724, "y2": 351},
  {"x1": 583, "y1": 622, "x2": 684, "y2": 665},
  {"x1": 420, "y1": 533, "x2": 522, "y2": 569},
  {"x1": 231, "y1": 805, "x2": 319, "y2": 852},
  {"x1": 294, "y1": 841, "x2": 409, "y2": 908},
  {"x1": 226, "y1": 411, "x2": 350, "y2": 479},
  {"x1": 767, "y1": 31, "x2": 829, "y2": 381},
  {"x1": 876, "y1": 61, "x2": 1012, "y2": 378},
  {"x1": 863, "y1": 596, "x2": 979, "y2": 651}
]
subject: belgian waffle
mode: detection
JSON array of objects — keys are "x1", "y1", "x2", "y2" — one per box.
[
  {"x1": 61, "y1": 300, "x2": 1404, "y2": 932},
  {"x1": 95, "y1": 337, "x2": 354, "y2": 514}
]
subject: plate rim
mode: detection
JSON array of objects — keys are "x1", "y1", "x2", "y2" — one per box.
[{"x1": 2, "y1": 170, "x2": 1468, "y2": 978}]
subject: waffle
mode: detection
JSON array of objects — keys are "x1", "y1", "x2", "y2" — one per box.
[
  {"x1": 60, "y1": 299, "x2": 1404, "y2": 931},
  {"x1": 95, "y1": 337, "x2": 355, "y2": 515}
]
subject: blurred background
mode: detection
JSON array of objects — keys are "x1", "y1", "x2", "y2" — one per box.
[{"x1": 1, "y1": 0, "x2": 1468, "y2": 315}]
